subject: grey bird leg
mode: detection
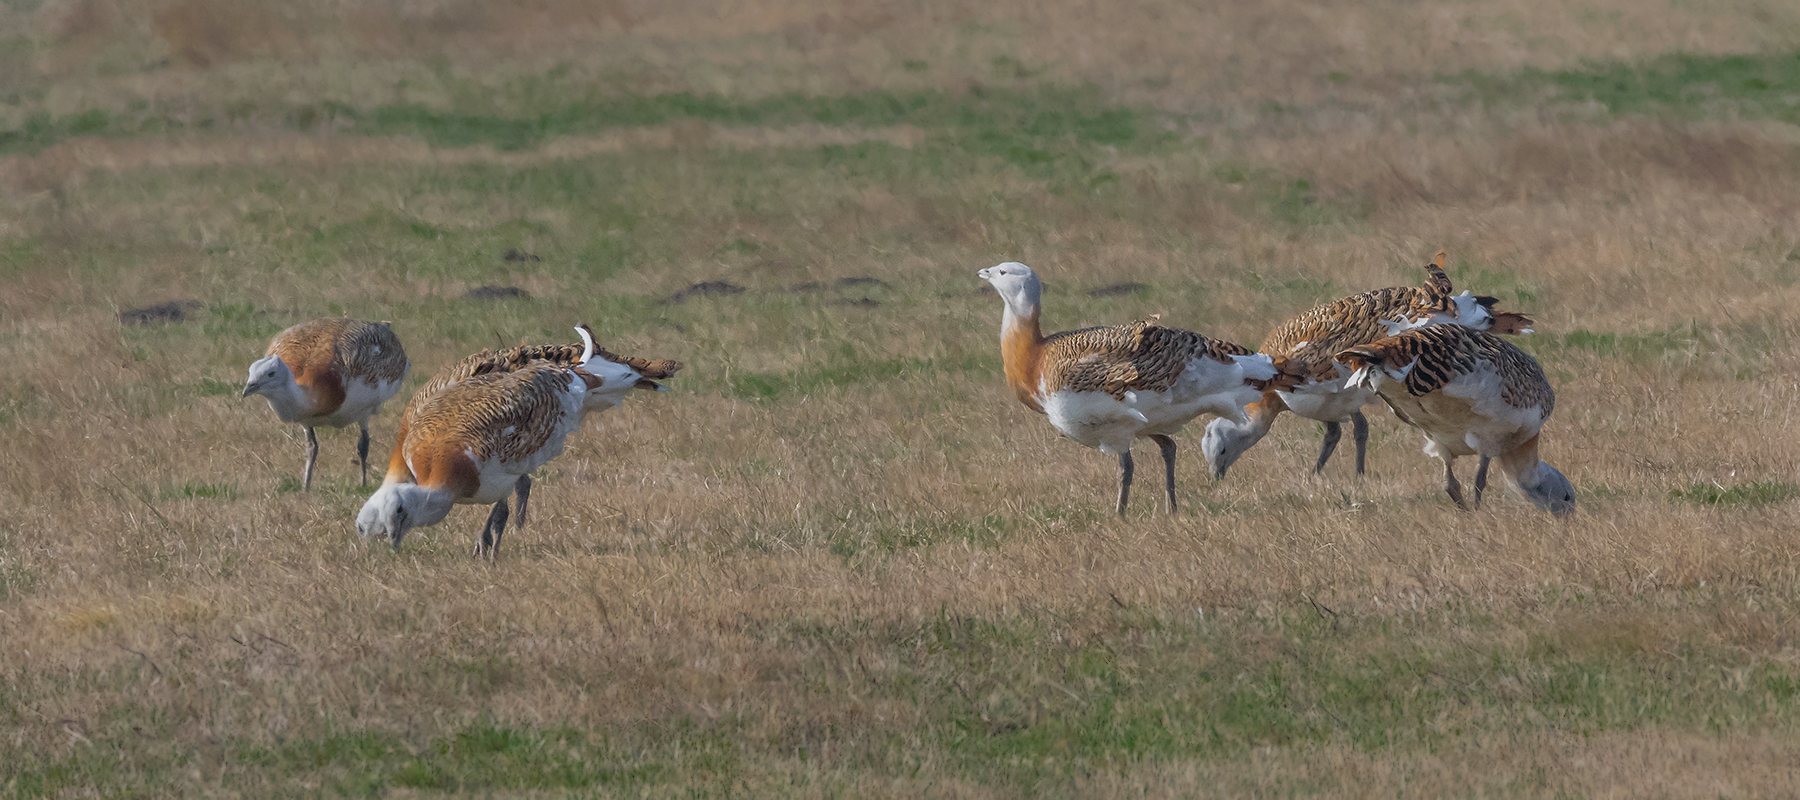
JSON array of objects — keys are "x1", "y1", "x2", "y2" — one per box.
[
  {"x1": 1115, "y1": 450, "x2": 1135, "y2": 517},
  {"x1": 1313, "y1": 421, "x2": 1343, "y2": 475},
  {"x1": 303, "y1": 426, "x2": 319, "y2": 492},
  {"x1": 1472, "y1": 456, "x2": 1491, "y2": 509},
  {"x1": 476, "y1": 498, "x2": 510, "y2": 561},
  {"x1": 1351, "y1": 412, "x2": 1369, "y2": 476},
  {"x1": 514, "y1": 475, "x2": 532, "y2": 531},
  {"x1": 1443, "y1": 458, "x2": 1472, "y2": 511},
  {"x1": 1148, "y1": 434, "x2": 1178, "y2": 514},
  {"x1": 357, "y1": 420, "x2": 371, "y2": 486}
]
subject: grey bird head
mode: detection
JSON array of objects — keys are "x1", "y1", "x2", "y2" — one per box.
[
  {"x1": 1200, "y1": 416, "x2": 1261, "y2": 480},
  {"x1": 1520, "y1": 463, "x2": 1576, "y2": 517},
  {"x1": 242, "y1": 354, "x2": 291, "y2": 398}
]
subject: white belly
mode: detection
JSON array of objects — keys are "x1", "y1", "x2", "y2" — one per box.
[
  {"x1": 311, "y1": 377, "x2": 403, "y2": 428},
  {"x1": 1278, "y1": 381, "x2": 1375, "y2": 423},
  {"x1": 1042, "y1": 390, "x2": 1157, "y2": 454},
  {"x1": 1041, "y1": 355, "x2": 1265, "y2": 454},
  {"x1": 1380, "y1": 389, "x2": 1545, "y2": 459}
]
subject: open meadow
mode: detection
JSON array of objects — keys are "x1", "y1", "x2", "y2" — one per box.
[{"x1": 7, "y1": 1, "x2": 1800, "y2": 796}]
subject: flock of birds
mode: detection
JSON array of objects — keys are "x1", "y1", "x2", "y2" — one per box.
[
  {"x1": 241, "y1": 249, "x2": 1573, "y2": 560},
  {"x1": 244, "y1": 319, "x2": 681, "y2": 559}
]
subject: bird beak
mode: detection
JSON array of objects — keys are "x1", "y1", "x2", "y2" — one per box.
[
  {"x1": 241, "y1": 383, "x2": 255, "y2": 398},
  {"x1": 976, "y1": 268, "x2": 990, "y2": 280}
]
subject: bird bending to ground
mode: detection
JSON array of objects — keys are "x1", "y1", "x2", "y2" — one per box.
[
  {"x1": 391, "y1": 325, "x2": 682, "y2": 533},
  {"x1": 243, "y1": 318, "x2": 409, "y2": 490},
  {"x1": 978, "y1": 261, "x2": 1297, "y2": 516},
  {"x1": 1201, "y1": 250, "x2": 1534, "y2": 480},
  {"x1": 1334, "y1": 324, "x2": 1573, "y2": 515},
  {"x1": 361, "y1": 326, "x2": 680, "y2": 559}
]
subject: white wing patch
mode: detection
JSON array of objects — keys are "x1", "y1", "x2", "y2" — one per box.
[{"x1": 1450, "y1": 292, "x2": 1495, "y2": 328}]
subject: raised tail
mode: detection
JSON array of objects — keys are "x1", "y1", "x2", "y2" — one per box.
[
  {"x1": 1487, "y1": 310, "x2": 1535, "y2": 335},
  {"x1": 1421, "y1": 249, "x2": 1453, "y2": 295},
  {"x1": 1334, "y1": 345, "x2": 1387, "y2": 391},
  {"x1": 1469, "y1": 295, "x2": 1536, "y2": 335},
  {"x1": 573, "y1": 322, "x2": 685, "y2": 390}
]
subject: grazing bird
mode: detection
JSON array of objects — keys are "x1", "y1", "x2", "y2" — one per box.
[
  {"x1": 388, "y1": 324, "x2": 682, "y2": 535},
  {"x1": 1335, "y1": 324, "x2": 1573, "y2": 515},
  {"x1": 978, "y1": 262, "x2": 1297, "y2": 515},
  {"x1": 1201, "y1": 250, "x2": 1534, "y2": 479},
  {"x1": 243, "y1": 318, "x2": 409, "y2": 490},
  {"x1": 361, "y1": 326, "x2": 679, "y2": 559}
]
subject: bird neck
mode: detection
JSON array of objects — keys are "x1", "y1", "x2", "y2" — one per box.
[
  {"x1": 1223, "y1": 391, "x2": 1288, "y2": 437},
  {"x1": 1240, "y1": 390, "x2": 1288, "y2": 433},
  {"x1": 1497, "y1": 433, "x2": 1543, "y2": 481},
  {"x1": 381, "y1": 424, "x2": 413, "y2": 486},
  {"x1": 397, "y1": 483, "x2": 457, "y2": 528},
  {"x1": 1000, "y1": 303, "x2": 1047, "y2": 413},
  {"x1": 258, "y1": 373, "x2": 309, "y2": 422}
]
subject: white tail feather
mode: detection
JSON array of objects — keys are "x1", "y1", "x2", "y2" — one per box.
[{"x1": 574, "y1": 324, "x2": 595, "y2": 364}]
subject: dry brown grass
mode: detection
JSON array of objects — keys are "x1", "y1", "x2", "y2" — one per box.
[{"x1": 7, "y1": 1, "x2": 1800, "y2": 796}]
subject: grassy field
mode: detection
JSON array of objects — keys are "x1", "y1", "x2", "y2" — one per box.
[{"x1": 6, "y1": 1, "x2": 1800, "y2": 796}]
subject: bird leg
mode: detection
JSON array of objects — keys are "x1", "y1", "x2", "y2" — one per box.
[
  {"x1": 513, "y1": 475, "x2": 531, "y2": 531},
  {"x1": 1115, "y1": 450, "x2": 1135, "y2": 517},
  {"x1": 1443, "y1": 458, "x2": 1473, "y2": 511},
  {"x1": 1149, "y1": 434, "x2": 1179, "y2": 514},
  {"x1": 357, "y1": 420, "x2": 372, "y2": 486},
  {"x1": 476, "y1": 498, "x2": 510, "y2": 561},
  {"x1": 1351, "y1": 411, "x2": 1369, "y2": 476},
  {"x1": 302, "y1": 427, "x2": 319, "y2": 492},
  {"x1": 1472, "y1": 456, "x2": 1491, "y2": 509},
  {"x1": 1313, "y1": 421, "x2": 1343, "y2": 475}
]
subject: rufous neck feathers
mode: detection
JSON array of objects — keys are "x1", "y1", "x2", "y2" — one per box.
[{"x1": 999, "y1": 294, "x2": 1047, "y2": 414}]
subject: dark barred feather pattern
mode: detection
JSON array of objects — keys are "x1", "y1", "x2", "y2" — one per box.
[
  {"x1": 1259, "y1": 252, "x2": 1533, "y2": 381},
  {"x1": 405, "y1": 365, "x2": 574, "y2": 464},
  {"x1": 268, "y1": 318, "x2": 409, "y2": 384},
  {"x1": 410, "y1": 339, "x2": 684, "y2": 418},
  {"x1": 1043, "y1": 319, "x2": 1269, "y2": 398},
  {"x1": 1338, "y1": 325, "x2": 1554, "y2": 413}
]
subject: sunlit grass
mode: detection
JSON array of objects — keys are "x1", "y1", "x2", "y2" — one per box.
[{"x1": 7, "y1": 3, "x2": 1800, "y2": 797}]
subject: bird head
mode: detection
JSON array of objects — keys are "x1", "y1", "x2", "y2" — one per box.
[
  {"x1": 241, "y1": 355, "x2": 292, "y2": 398},
  {"x1": 1200, "y1": 415, "x2": 1263, "y2": 480},
  {"x1": 356, "y1": 483, "x2": 452, "y2": 549},
  {"x1": 1519, "y1": 462, "x2": 1576, "y2": 517},
  {"x1": 977, "y1": 261, "x2": 1042, "y2": 316}
]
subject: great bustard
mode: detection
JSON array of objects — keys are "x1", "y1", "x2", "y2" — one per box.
[
  {"x1": 1201, "y1": 250, "x2": 1533, "y2": 480},
  {"x1": 1336, "y1": 324, "x2": 1573, "y2": 515},
  {"x1": 389, "y1": 325, "x2": 682, "y2": 533},
  {"x1": 978, "y1": 262, "x2": 1298, "y2": 515},
  {"x1": 243, "y1": 318, "x2": 409, "y2": 490}
]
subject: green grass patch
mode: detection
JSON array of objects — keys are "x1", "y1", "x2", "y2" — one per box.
[
  {"x1": 831, "y1": 512, "x2": 1016, "y2": 558},
  {"x1": 1211, "y1": 162, "x2": 1368, "y2": 229},
  {"x1": 0, "y1": 84, "x2": 1143, "y2": 157},
  {"x1": 10, "y1": 598, "x2": 1800, "y2": 795},
  {"x1": 1532, "y1": 325, "x2": 1701, "y2": 362},
  {"x1": 0, "y1": 556, "x2": 35, "y2": 600},
  {"x1": 192, "y1": 377, "x2": 242, "y2": 398},
  {"x1": 1669, "y1": 480, "x2": 1799, "y2": 507},
  {"x1": 728, "y1": 351, "x2": 994, "y2": 402},
  {"x1": 1449, "y1": 50, "x2": 1800, "y2": 122},
  {"x1": 1241, "y1": 272, "x2": 1342, "y2": 303},
  {"x1": 161, "y1": 482, "x2": 238, "y2": 501},
  {"x1": 228, "y1": 722, "x2": 711, "y2": 795}
]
